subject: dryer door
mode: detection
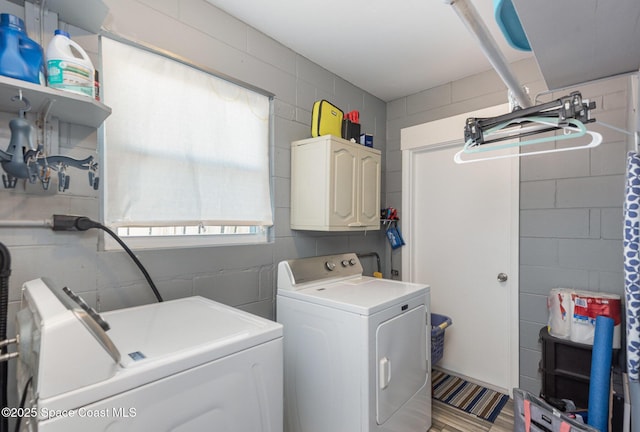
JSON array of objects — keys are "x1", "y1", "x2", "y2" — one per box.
[{"x1": 376, "y1": 304, "x2": 427, "y2": 424}]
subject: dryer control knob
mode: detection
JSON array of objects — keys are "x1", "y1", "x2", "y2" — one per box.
[
  {"x1": 349, "y1": 258, "x2": 357, "y2": 266},
  {"x1": 341, "y1": 260, "x2": 349, "y2": 267},
  {"x1": 325, "y1": 261, "x2": 336, "y2": 271}
]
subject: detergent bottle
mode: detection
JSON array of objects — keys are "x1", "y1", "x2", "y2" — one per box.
[
  {"x1": 0, "y1": 13, "x2": 45, "y2": 84},
  {"x1": 46, "y1": 29, "x2": 94, "y2": 97}
]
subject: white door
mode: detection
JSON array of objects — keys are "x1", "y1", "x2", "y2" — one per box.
[{"x1": 401, "y1": 104, "x2": 519, "y2": 393}]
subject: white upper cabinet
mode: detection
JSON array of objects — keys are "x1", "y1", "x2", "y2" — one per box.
[{"x1": 291, "y1": 135, "x2": 381, "y2": 231}]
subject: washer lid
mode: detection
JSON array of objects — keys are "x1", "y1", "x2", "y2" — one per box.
[
  {"x1": 34, "y1": 295, "x2": 283, "y2": 412},
  {"x1": 278, "y1": 276, "x2": 429, "y2": 315},
  {"x1": 104, "y1": 296, "x2": 282, "y2": 367}
]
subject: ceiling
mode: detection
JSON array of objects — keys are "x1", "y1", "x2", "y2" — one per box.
[{"x1": 205, "y1": 0, "x2": 534, "y2": 102}]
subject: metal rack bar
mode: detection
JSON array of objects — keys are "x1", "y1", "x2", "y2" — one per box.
[{"x1": 445, "y1": 0, "x2": 531, "y2": 108}]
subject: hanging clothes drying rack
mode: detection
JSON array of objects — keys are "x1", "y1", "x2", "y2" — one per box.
[
  {"x1": 445, "y1": 0, "x2": 606, "y2": 163},
  {"x1": 454, "y1": 91, "x2": 603, "y2": 163}
]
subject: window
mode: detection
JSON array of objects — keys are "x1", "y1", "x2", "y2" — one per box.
[{"x1": 100, "y1": 37, "x2": 273, "y2": 249}]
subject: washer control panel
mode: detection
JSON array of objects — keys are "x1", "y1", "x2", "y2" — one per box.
[
  {"x1": 278, "y1": 253, "x2": 364, "y2": 287},
  {"x1": 340, "y1": 259, "x2": 358, "y2": 268}
]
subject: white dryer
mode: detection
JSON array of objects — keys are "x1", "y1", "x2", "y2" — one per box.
[
  {"x1": 14, "y1": 278, "x2": 283, "y2": 432},
  {"x1": 276, "y1": 253, "x2": 431, "y2": 432}
]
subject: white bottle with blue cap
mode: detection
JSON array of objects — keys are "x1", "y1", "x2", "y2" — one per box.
[{"x1": 46, "y1": 29, "x2": 95, "y2": 98}]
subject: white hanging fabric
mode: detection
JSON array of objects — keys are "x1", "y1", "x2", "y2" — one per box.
[{"x1": 101, "y1": 37, "x2": 273, "y2": 228}]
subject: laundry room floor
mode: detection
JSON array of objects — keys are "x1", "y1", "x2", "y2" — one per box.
[{"x1": 429, "y1": 398, "x2": 514, "y2": 432}]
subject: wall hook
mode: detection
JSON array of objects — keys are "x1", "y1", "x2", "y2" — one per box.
[{"x1": 10, "y1": 91, "x2": 31, "y2": 118}]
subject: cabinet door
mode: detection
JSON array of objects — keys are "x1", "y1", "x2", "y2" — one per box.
[
  {"x1": 359, "y1": 150, "x2": 381, "y2": 227},
  {"x1": 329, "y1": 142, "x2": 358, "y2": 227}
]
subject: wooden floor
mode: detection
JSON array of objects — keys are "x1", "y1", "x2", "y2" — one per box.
[{"x1": 428, "y1": 397, "x2": 515, "y2": 432}]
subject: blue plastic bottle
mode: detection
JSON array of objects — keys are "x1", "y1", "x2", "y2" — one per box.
[{"x1": 0, "y1": 13, "x2": 45, "y2": 84}]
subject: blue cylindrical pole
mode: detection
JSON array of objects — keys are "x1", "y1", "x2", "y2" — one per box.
[{"x1": 588, "y1": 315, "x2": 614, "y2": 431}]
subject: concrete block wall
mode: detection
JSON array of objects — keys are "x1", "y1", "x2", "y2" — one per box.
[
  {"x1": 519, "y1": 76, "x2": 632, "y2": 393},
  {"x1": 0, "y1": 0, "x2": 387, "y2": 408},
  {"x1": 388, "y1": 59, "x2": 633, "y2": 393}
]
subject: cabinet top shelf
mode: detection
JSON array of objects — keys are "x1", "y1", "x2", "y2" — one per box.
[
  {"x1": 0, "y1": 75, "x2": 111, "y2": 128},
  {"x1": 47, "y1": 0, "x2": 109, "y2": 34},
  {"x1": 292, "y1": 135, "x2": 381, "y2": 155}
]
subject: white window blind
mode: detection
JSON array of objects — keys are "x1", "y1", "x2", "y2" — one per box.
[{"x1": 101, "y1": 37, "x2": 272, "y2": 236}]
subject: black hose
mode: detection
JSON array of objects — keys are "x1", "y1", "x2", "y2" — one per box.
[
  {"x1": 13, "y1": 377, "x2": 31, "y2": 432},
  {"x1": 0, "y1": 242, "x2": 11, "y2": 432},
  {"x1": 356, "y1": 252, "x2": 381, "y2": 274},
  {"x1": 74, "y1": 218, "x2": 164, "y2": 303}
]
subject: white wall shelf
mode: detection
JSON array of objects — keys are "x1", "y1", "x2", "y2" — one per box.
[
  {"x1": 0, "y1": 75, "x2": 111, "y2": 127},
  {"x1": 46, "y1": 0, "x2": 109, "y2": 34}
]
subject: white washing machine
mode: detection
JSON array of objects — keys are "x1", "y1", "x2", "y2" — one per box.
[
  {"x1": 14, "y1": 277, "x2": 283, "y2": 431},
  {"x1": 276, "y1": 253, "x2": 431, "y2": 432}
]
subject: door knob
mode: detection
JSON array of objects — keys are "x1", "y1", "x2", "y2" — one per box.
[{"x1": 497, "y1": 273, "x2": 508, "y2": 282}]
